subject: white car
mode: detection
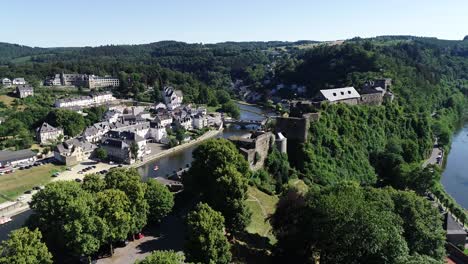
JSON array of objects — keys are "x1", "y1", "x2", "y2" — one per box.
[{"x1": 17, "y1": 195, "x2": 26, "y2": 201}]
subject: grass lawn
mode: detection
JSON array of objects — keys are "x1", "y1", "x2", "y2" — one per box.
[
  {"x1": 245, "y1": 186, "x2": 279, "y2": 245},
  {"x1": 464, "y1": 248, "x2": 468, "y2": 255},
  {"x1": 288, "y1": 179, "x2": 309, "y2": 194},
  {"x1": 0, "y1": 164, "x2": 65, "y2": 202},
  {"x1": 0, "y1": 94, "x2": 15, "y2": 107}
]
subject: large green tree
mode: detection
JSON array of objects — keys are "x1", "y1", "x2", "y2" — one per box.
[
  {"x1": 145, "y1": 179, "x2": 174, "y2": 223},
  {"x1": 29, "y1": 181, "x2": 105, "y2": 260},
  {"x1": 46, "y1": 109, "x2": 86, "y2": 137},
  {"x1": 136, "y1": 250, "x2": 185, "y2": 264},
  {"x1": 82, "y1": 173, "x2": 106, "y2": 193},
  {"x1": 95, "y1": 189, "x2": 132, "y2": 255},
  {"x1": 185, "y1": 203, "x2": 231, "y2": 264},
  {"x1": 105, "y1": 168, "x2": 149, "y2": 236},
  {"x1": 185, "y1": 139, "x2": 251, "y2": 231},
  {"x1": 0, "y1": 228, "x2": 53, "y2": 264}
]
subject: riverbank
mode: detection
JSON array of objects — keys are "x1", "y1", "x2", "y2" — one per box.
[{"x1": 131, "y1": 128, "x2": 223, "y2": 169}]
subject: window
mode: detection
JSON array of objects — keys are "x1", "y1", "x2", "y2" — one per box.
[
  {"x1": 333, "y1": 93, "x2": 337, "y2": 96},
  {"x1": 341, "y1": 92, "x2": 344, "y2": 95},
  {"x1": 348, "y1": 91, "x2": 351, "y2": 94}
]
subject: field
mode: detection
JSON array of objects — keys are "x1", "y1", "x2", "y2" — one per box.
[
  {"x1": 245, "y1": 186, "x2": 279, "y2": 244},
  {"x1": 0, "y1": 94, "x2": 15, "y2": 107},
  {"x1": 0, "y1": 163, "x2": 65, "y2": 202}
]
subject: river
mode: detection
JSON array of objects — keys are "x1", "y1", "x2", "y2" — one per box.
[
  {"x1": 441, "y1": 122, "x2": 468, "y2": 209},
  {"x1": 138, "y1": 102, "x2": 268, "y2": 179}
]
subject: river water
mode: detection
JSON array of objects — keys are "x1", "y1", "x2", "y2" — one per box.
[
  {"x1": 138, "y1": 102, "x2": 267, "y2": 179},
  {"x1": 441, "y1": 123, "x2": 468, "y2": 209}
]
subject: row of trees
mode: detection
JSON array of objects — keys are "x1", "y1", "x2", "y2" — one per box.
[{"x1": 26, "y1": 168, "x2": 174, "y2": 262}]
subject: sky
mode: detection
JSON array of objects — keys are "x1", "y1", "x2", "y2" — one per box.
[{"x1": 2, "y1": 0, "x2": 468, "y2": 47}]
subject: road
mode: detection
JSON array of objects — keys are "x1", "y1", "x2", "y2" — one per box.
[{"x1": 422, "y1": 145, "x2": 443, "y2": 168}]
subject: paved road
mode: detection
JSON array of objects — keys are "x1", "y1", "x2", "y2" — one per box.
[{"x1": 423, "y1": 146, "x2": 443, "y2": 168}]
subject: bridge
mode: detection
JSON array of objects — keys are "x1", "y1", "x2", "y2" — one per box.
[{"x1": 223, "y1": 118, "x2": 268, "y2": 127}]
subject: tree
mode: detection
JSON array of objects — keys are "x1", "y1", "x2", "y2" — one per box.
[
  {"x1": 82, "y1": 173, "x2": 106, "y2": 193},
  {"x1": 185, "y1": 203, "x2": 231, "y2": 264},
  {"x1": 130, "y1": 142, "x2": 139, "y2": 161},
  {"x1": 136, "y1": 250, "x2": 184, "y2": 264},
  {"x1": 0, "y1": 228, "x2": 53, "y2": 264},
  {"x1": 391, "y1": 191, "x2": 446, "y2": 261},
  {"x1": 46, "y1": 109, "x2": 86, "y2": 137},
  {"x1": 185, "y1": 139, "x2": 251, "y2": 231},
  {"x1": 272, "y1": 183, "x2": 410, "y2": 264},
  {"x1": 29, "y1": 181, "x2": 106, "y2": 261},
  {"x1": 95, "y1": 189, "x2": 132, "y2": 255},
  {"x1": 215, "y1": 90, "x2": 231, "y2": 104},
  {"x1": 145, "y1": 179, "x2": 174, "y2": 223},
  {"x1": 105, "y1": 168, "x2": 149, "y2": 236},
  {"x1": 266, "y1": 148, "x2": 291, "y2": 191},
  {"x1": 220, "y1": 101, "x2": 240, "y2": 119},
  {"x1": 96, "y1": 148, "x2": 108, "y2": 161}
]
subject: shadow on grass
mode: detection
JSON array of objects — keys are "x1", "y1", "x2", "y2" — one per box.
[{"x1": 232, "y1": 231, "x2": 273, "y2": 264}]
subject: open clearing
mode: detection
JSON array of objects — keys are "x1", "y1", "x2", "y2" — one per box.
[
  {"x1": 0, "y1": 163, "x2": 65, "y2": 202},
  {"x1": 245, "y1": 186, "x2": 278, "y2": 244}
]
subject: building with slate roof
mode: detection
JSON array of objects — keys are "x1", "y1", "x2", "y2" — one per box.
[
  {"x1": 54, "y1": 138, "x2": 96, "y2": 166},
  {"x1": 101, "y1": 130, "x2": 150, "y2": 164},
  {"x1": 36, "y1": 122, "x2": 64, "y2": 144},
  {"x1": 16, "y1": 84, "x2": 34, "y2": 98},
  {"x1": 0, "y1": 149, "x2": 37, "y2": 167}
]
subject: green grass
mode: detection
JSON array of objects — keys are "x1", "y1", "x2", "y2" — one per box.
[
  {"x1": 464, "y1": 248, "x2": 468, "y2": 255},
  {"x1": 0, "y1": 163, "x2": 65, "y2": 202},
  {"x1": 0, "y1": 94, "x2": 15, "y2": 107},
  {"x1": 288, "y1": 179, "x2": 309, "y2": 194},
  {"x1": 245, "y1": 186, "x2": 279, "y2": 244}
]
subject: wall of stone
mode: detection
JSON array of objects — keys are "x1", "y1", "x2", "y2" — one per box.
[{"x1": 360, "y1": 93, "x2": 383, "y2": 106}]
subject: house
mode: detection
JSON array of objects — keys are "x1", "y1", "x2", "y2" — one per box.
[
  {"x1": 155, "y1": 113, "x2": 173, "y2": 127},
  {"x1": 317, "y1": 87, "x2": 361, "y2": 105},
  {"x1": 60, "y1": 73, "x2": 87, "y2": 86},
  {"x1": 12, "y1": 78, "x2": 27, "y2": 85},
  {"x1": 163, "y1": 86, "x2": 183, "y2": 110},
  {"x1": 82, "y1": 122, "x2": 111, "y2": 143},
  {"x1": 155, "y1": 102, "x2": 167, "y2": 110},
  {"x1": 110, "y1": 120, "x2": 150, "y2": 139},
  {"x1": 91, "y1": 91, "x2": 115, "y2": 104},
  {"x1": 44, "y1": 74, "x2": 62, "y2": 86},
  {"x1": 0, "y1": 149, "x2": 37, "y2": 168},
  {"x1": 103, "y1": 110, "x2": 121, "y2": 123},
  {"x1": 16, "y1": 85, "x2": 34, "y2": 98},
  {"x1": 1, "y1": 78, "x2": 12, "y2": 87},
  {"x1": 54, "y1": 138, "x2": 96, "y2": 166},
  {"x1": 192, "y1": 114, "x2": 207, "y2": 129},
  {"x1": 36, "y1": 122, "x2": 64, "y2": 144},
  {"x1": 149, "y1": 121, "x2": 168, "y2": 141},
  {"x1": 101, "y1": 131, "x2": 150, "y2": 164},
  {"x1": 360, "y1": 87, "x2": 385, "y2": 106},
  {"x1": 174, "y1": 117, "x2": 192, "y2": 130}
]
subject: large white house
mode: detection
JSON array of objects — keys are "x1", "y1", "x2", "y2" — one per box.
[
  {"x1": 36, "y1": 122, "x2": 64, "y2": 144},
  {"x1": 12, "y1": 78, "x2": 27, "y2": 85},
  {"x1": 163, "y1": 86, "x2": 183, "y2": 110},
  {"x1": 149, "y1": 122, "x2": 168, "y2": 142},
  {"x1": 318, "y1": 87, "x2": 361, "y2": 105},
  {"x1": 1, "y1": 78, "x2": 12, "y2": 87},
  {"x1": 55, "y1": 92, "x2": 116, "y2": 108}
]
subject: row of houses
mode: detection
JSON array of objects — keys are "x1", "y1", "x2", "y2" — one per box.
[
  {"x1": 54, "y1": 91, "x2": 116, "y2": 108},
  {"x1": 45, "y1": 73, "x2": 120, "y2": 89},
  {"x1": 1, "y1": 78, "x2": 27, "y2": 87}
]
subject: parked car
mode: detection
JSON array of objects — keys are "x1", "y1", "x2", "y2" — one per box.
[
  {"x1": 75, "y1": 178, "x2": 82, "y2": 183},
  {"x1": 32, "y1": 186, "x2": 41, "y2": 191},
  {"x1": 24, "y1": 190, "x2": 32, "y2": 194}
]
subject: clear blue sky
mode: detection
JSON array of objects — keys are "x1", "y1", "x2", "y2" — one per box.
[{"x1": 3, "y1": 0, "x2": 468, "y2": 47}]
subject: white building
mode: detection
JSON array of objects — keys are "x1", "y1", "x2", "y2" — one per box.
[
  {"x1": 1, "y1": 78, "x2": 12, "y2": 87},
  {"x1": 0, "y1": 149, "x2": 36, "y2": 168},
  {"x1": 155, "y1": 114, "x2": 173, "y2": 127},
  {"x1": 163, "y1": 86, "x2": 183, "y2": 110},
  {"x1": 318, "y1": 87, "x2": 361, "y2": 105},
  {"x1": 149, "y1": 122, "x2": 168, "y2": 141},
  {"x1": 16, "y1": 85, "x2": 34, "y2": 98},
  {"x1": 12, "y1": 78, "x2": 27, "y2": 85},
  {"x1": 155, "y1": 102, "x2": 167, "y2": 110},
  {"x1": 192, "y1": 114, "x2": 207, "y2": 129},
  {"x1": 175, "y1": 117, "x2": 192, "y2": 130},
  {"x1": 36, "y1": 122, "x2": 64, "y2": 144},
  {"x1": 92, "y1": 91, "x2": 115, "y2": 104},
  {"x1": 88, "y1": 75, "x2": 120, "y2": 89}
]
